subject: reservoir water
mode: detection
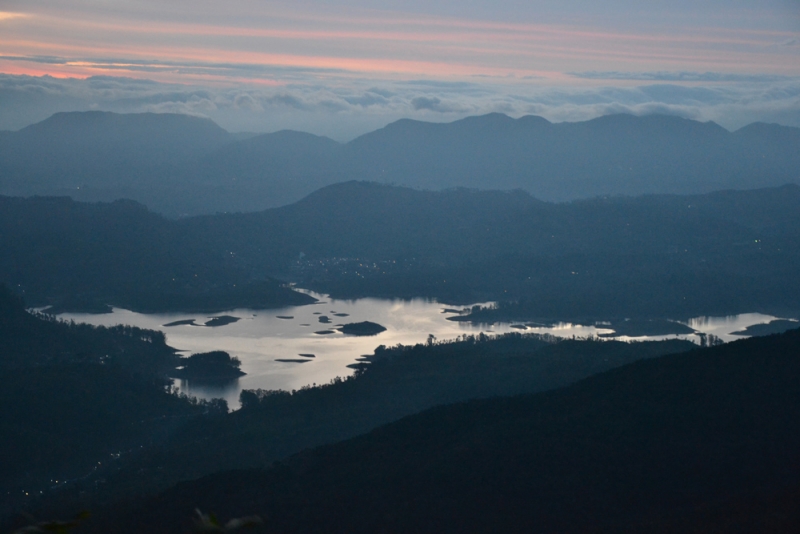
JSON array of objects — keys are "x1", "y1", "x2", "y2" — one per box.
[{"x1": 57, "y1": 291, "x2": 795, "y2": 408}]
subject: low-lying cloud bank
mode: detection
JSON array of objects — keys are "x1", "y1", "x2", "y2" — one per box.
[{"x1": 1, "y1": 72, "x2": 798, "y2": 140}]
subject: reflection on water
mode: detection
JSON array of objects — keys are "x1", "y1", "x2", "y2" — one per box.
[
  {"x1": 58, "y1": 292, "x2": 534, "y2": 408},
  {"x1": 684, "y1": 313, "x2": 785, "y2": 341},
  {"x1": 56, "y1": 293, "x2": 796, "y2": 408},
  {"x1": 174, "y1": 378, "x2": 241, "y2": 404}
]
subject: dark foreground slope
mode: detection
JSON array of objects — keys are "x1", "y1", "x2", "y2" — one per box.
[
  {"x1": 116, "y1": 328, "x2": 800, "y2": 534},
  {"x1": 0, "y1": 286, "x2": 204, "y2": 516},
  {"x1": 2, "y1": 112, "x2": 798, "y2": 215},
  {"x1": 12, "y1": 335, "x2": 690, "y2": 528}
]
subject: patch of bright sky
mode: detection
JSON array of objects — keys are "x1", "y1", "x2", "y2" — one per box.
[
  {"x1": 1, "y1": 0, "x2": 797, "y2": 83},
  {"x1": 0, "y1": 0, "x2": 798, "y2": 137}
]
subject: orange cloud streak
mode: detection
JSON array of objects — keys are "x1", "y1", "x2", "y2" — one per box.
[{"x1": 2, "y1": 4, "x2": 796, "y2": 85}]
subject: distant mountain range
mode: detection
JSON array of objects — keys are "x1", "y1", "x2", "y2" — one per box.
[{"x1": 1, "y1": 111, "x2": 798, "y2": 216}]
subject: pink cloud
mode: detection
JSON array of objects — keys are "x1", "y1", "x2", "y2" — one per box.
[{"x1": 1, "y1": 4, "x2": 797, "y2": 85}]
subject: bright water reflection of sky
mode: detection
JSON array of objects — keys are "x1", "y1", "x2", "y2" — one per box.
[{"x1": 56, "y1": 292, "x2": 795, "y2": 408}]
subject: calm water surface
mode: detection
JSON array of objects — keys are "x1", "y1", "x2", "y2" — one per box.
[{"x1": 57, "y1": 292, "x2": 794, "y2": 407}]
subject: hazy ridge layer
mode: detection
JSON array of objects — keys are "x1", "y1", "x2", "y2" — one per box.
[
  {"x1": 0, "y1": 195, "x2": 314, "y2": 313},
  {"x1": 2, "y1": 181, "x2": 798, "y2": 319},
  {"x1": 0, "y1": 111, "x2": 797, "y2": 216}
]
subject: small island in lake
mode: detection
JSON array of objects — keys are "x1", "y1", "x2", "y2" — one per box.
[
  {"x1": 204, "y1": 315, "x2": 240, "y2": 327},
  {"x1": 163, "y1": 319, "x2": 198, "y2": 327},
  {"x1": 338, "y1": 321, "x2": 387, "y2": 336},
  {"x1": 170, "y1": 351, "x2": 245, "y2": 380}
]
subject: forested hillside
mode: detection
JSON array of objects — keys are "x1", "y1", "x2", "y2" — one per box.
[
  {"x1": 109, "y1": 327, "x2": 800, "y2": 534},
  {"x1": 0, "y1": 286, "x2": 205, "y2": 516}
]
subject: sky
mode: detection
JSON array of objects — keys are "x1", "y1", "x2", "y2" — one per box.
[{"x1": 1, "y1": 0, "x2": 799, "y2": 140}]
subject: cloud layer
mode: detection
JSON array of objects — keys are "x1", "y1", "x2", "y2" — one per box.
[
  {"x1": 0, "y1": 1, "x2": 797, "y2": 137},
  {"x1": 2, "y1": 73, "x2": 799, "y2": 140}
]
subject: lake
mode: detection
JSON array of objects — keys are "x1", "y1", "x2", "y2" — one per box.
[{"x1": 57, "y1": 291, "x2": 795, "y2": 408}]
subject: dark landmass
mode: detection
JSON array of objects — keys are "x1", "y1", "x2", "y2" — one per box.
[
  {"x1": 170, "y1": 351, "x2": 244, "y2": 380},
  {"x1": 190, "y1": 181, "x2": 800, "y2": 321},
  {"x1": 3, "y1": 182, "x2": 799, "y2": 320},
  {"x1": 333, "y1": 312, "x2": 349, "y2": 317},
  {"x1": 104, "y1": 327, "x2": 800, "y2": 534},
  {"x1": 275, "y1": 359, "x2": 312, "y2": 364},
  {"x1": 732, "y1": 319, "x2": 800, "y2": 337},
  {"x1": 298, "y1": 354, "x2": 315, "y2": 358},
  {"x1": 275, "y1": 315, "x2": 293, "y2": 319},
  {"x1": 314, "y1": 329, "x2": 336, "y2": 335},
  {"x1": 318, "y1": 315, "x2": 331, "y2": 323},
  {"x1": 599, "y1": 319, "x2": 697, "y2": 337},
  {"x1": 338, "y1": 321, "x2": 387, "y2": 336},
  {"x1": 0, "y1": 285, "x2": 211, "y2": 518},
  {"x1": 29, "y1": 332, "x2": 691, "y2": 523},
  {"x1": 0, "y1": 195, "x2": 316, "y2": 313},
  {"x1": 163, "y1": 319, "x2": 197, "y2": 327},
  {"x1": 2, "y1": 111, "x2": 798, "y2": 216},
  {"x1": 203, "y1": 315, "x2": 240, "y2": 327}
]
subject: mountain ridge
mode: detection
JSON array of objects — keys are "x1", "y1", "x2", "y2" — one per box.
[{"x1": 1, "y1": 111, "x2": 798, "y2": 216}]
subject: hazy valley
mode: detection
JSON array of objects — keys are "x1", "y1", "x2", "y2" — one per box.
[{"x1": 1, "y1": 110, "x2": 799, "y2": 533}]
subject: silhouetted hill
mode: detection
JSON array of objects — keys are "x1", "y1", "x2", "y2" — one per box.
[
  {"x1": 0, "y1": 111, "x2": 236, "y2": 215},
  {"x1": 0, "y1": 286, "x2": 202, "y2": 513},
  {"x1": 187, "y1": 130, "x2": 345, "y2": 212},
  {"x1": 34, "y1": 334, "x2": 691, "y2": 526},
  {"x1": 1, "y1": 111, "x2": 798, "y2": 215},
  {"x1": 182, "y1": 181, "x2": 800, "y2": 318},
  {"x1": 3, "y1": 182, "x2": 799, "y2": 318},
  {"x1": 1, "y1": 111, "x2": 231, "y2": 180},
  {"x1": 0, "y1": 195, "x2": 314, "y2": 312},
  {"x1": 113, "y1": 327, "x2": 800, "y2": 534},
  {"x1": 344, "y1": 112, "x2": 796, "y2": 198}
]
